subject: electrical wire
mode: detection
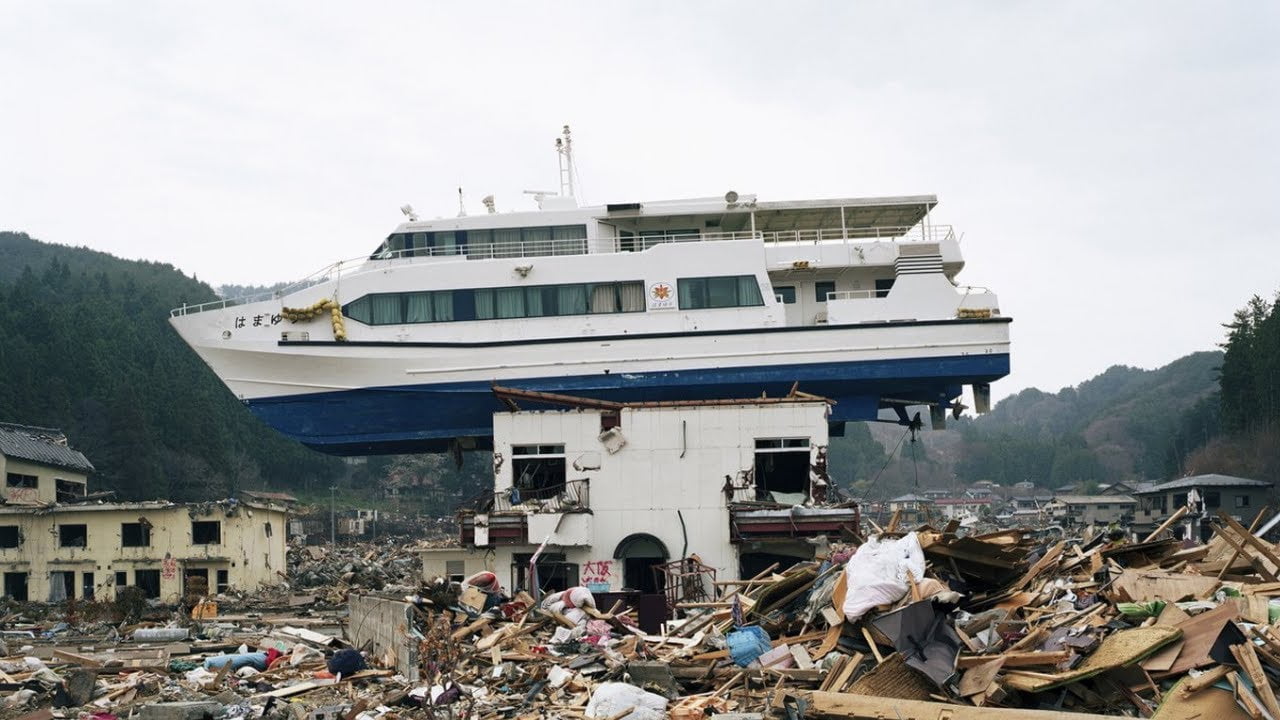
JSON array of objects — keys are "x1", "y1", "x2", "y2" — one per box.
[{"x1": 858, "y1": 425, "x2": 911, "y2": 504}]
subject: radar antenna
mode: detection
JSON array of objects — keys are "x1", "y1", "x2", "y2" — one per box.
[{"x1": 456, "y1": 187, "x2": 467, "y2": 218}]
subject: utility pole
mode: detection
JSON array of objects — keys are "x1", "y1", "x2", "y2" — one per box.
[{"x1": 330, "y1": 485, "x2": 336, "y2": 547}]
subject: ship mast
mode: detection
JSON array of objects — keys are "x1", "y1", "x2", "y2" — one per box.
[{"x1": 555, "y1": 125, "x2": 575, "y2": 199}]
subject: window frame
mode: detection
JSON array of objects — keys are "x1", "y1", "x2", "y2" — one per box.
[
  {"x1": 122, "y1": 522, "x2": 152, "y2": 547},
  {"x1": 58, "y1": 524, "x2": 88, "y2": 548},
  {"x1": 814, "y1": 281, "x2": 836, "y2": 303},
  {"x1": 677, "y1": 275, "x2": 765, "y2": 310},
  {"x1": 191, "y1": 521, "x2": 222, "y2": 545},
  {"x1": 5, "y1": 473, "x2": 37, "y2": 489}
]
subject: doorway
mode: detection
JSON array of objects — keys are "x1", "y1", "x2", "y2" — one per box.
[{"x1": 614, "y1": 534, "x2": 669, "y2": 595}]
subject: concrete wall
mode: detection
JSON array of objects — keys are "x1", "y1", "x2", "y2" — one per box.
[
  {"x1": 347, "y1": 594, "x2": 419, "y2": 681},
  {"x1": 419, "y1": 547, "x2": 492, "y2": 582},
  {"x1": 0, "y1": 502, "x2": 288, "y2": 603},
  {"x1": 1, "y1": 457, "x2": 88, "y2": 505},
  {"x1": 487, "y1": 402, "x2": 830, "y2": 592}
]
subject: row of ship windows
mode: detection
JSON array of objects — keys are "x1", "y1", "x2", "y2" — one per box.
[
  {"x1": 342, "y1": 275, "x2": 764, "y2": 325},
  {"x1": 375, "y1": 226, "x2": 706, "y2": 259}
]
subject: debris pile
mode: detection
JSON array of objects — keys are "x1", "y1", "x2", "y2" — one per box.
[
  {"x1": 3, "y1": 511, "x2": 1279, "y2": 719},
  {"x1": 287, "y1": 538, "x2": 424, "y2": 603}
]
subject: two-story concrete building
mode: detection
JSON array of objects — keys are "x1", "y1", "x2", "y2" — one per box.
[
  {"x1": 0, "y1": 422, "x2": 290, "y2": 603},
  {"x1": 1132, "y1": 474, "x2": 1275, "y2": 541},
  {"x1": 1048, "y1": 494, "x2": 1137, "y2": 528},
  {"x1": 442, "y1": 395, "x2": 856, "y2": 599}
]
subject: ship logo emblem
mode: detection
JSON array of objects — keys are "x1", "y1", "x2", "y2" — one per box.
[{"x1": 650, "y1": 283, "x2": 672, "y2": 300}]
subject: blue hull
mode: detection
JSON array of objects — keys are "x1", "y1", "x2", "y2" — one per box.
[{"x1": 245, "y1": 353, "x2": 1010, "y2": 454}]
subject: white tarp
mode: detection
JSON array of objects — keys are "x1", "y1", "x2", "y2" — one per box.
[{"x1": 841, "y1": 531, "x2": 926, "y2": 622}]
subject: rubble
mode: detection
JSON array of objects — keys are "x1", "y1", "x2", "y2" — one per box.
[{"x1": 1, "y1": 512, "x2": 1278, "y2": 719}]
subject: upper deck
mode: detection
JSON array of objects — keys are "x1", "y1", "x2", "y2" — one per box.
[{"x1": 172, "y1": 194, "x2": 957, "y2": 317}]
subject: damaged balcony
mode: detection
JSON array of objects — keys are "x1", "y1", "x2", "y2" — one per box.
[
  {"x1": 728, "y1": 503, "x2": 859, "y2": 542},
  {"x1": 458, "y1": 479, "x2": 592, "y2": 548}
]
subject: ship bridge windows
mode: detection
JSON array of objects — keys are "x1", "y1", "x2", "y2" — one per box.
[
  {"x1": 342, "y1": 280, "x2": 645, "y2": 326},
  {"x1": 375, "y1": 225, "x2": 587, "y2": 260},
  {"x1": 677, "y1": 275, "x2": 764, "y2": 310}
]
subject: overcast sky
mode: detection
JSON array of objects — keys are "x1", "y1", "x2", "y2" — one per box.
[{"x1": 2, "y1": 2, "x2": 1277, "y2": 401}]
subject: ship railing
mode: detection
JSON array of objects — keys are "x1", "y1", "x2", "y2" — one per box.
[{"x1": 457, "y1": 478, "x2": 590, "y2": 515}]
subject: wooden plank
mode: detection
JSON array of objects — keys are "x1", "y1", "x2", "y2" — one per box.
[
  {"x1": 1143, "y1": 505, "x2": 1190, "y2": 543},
  {"x1": 957, "y1": 651, "x2": 1070, "y2": 669},
  {"x1": 1218, "y1": 511, "x2": 1280, "y2": 576},
  {"x1": 1216, "y1": 506, "x2": 1270, "y2": 580},
  {"x1": 802, "y1": 691, "x2": 1132, "y2": 720}
]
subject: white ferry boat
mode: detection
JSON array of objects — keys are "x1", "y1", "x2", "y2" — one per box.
[{"x1": 170, "y1": 128, "x2": 1010, "y2": 455}]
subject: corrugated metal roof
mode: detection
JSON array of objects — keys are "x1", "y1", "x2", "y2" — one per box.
[
  {"x1": 1135, "y1": 474, "x2": 1272, "y2": 494},
  {"x1": 0, "y1": 423, "x2": 94, "y2": 475}
]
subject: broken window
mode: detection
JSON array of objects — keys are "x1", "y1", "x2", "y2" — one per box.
[
  {"x1": 512, "y1": 552, "x2": 578, "y2": 595},
  {"x1": 216, "y1": 569, "x2": 229, "y2": 594},
  {"x1": 1236, "y1": 495, "x2": 1251, "y2": 508},
  {"x1": 115, "y1": 571, "x2": 127, "y2": 588},
  {"x1": 122, "y1": 522, "x2": 151, "y2": 547},
  {"x1": 184, "y1": 568, "x2": 209, "y2": 597},
  {"x1": 55, "y1": 478, "x2": 86, "y2": 503},
  {"x1": 445, "y1": 560, "x2": 466, "y2": 583},
  {"x1": 134, "y1": 569, "x2": 161, "y2": 599},
  {"x1": 1204, "y1": 492, "x2": 1221, "y2": 509},
  {"x1": 5, "y1": 473, "x2": 37, "y2": 489},
  {"x1": 49, "y1": 571, "x2": 75, "y2": 601},
  {"x1": 192, "y1": 521, "x2": 221, "y2": 545},
  {"x1": 59, "y1": 524, "x2": 88, "y2": 548},
  {"x1": 4, "y1": 571, "x2": 29, "y2": 601},
  {"x1": 511, "y1": 445, "x2": 567, "y2": 501},
  {"x1": 0, "y1": 526, "x2": 20, "y2": 548},
  {"x1": 754, "y1": 438, "x2": 811, "y2": 503},
  {"x1": 82, "y1": 572, "x2": 95, "y2": 600}
]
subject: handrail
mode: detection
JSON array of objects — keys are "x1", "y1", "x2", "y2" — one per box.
[{"x1": 171, "y1": 223, "x2": 957, "y2": 316}]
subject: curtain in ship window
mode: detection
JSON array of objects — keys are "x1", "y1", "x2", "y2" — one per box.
[
  {"x1": 467, "y1": 230, "x2": 492, "y2": 259},
  {"x1": 433, "y1": 291, "x2": 455, "y2": 321},
  {"x1": 525, "y1": 287, "x2": 545, "y2": 317},
  {"x1": 523, "y1": 227, "x2": 552, "y2": 257},
  {"x1": 737, "y1": 276, "x2": 763, "y2": 306},
  {"x1": 371, "y1": 294, "x2": 402, "y2": 324},
  {"x1": 707, "y1": 277, "x2": 738, "y2": 308},
  {"x1": 344, "y1": 296, "x2": 371, "y2": 324},
  {"x1": 590, "y1": 284, "x2": 617, "y2": 314},
  {"x1": 405, "y1": 293, "x2": 433, "y2": 323},
  {"x1": 552, "y1": 225, "x2": 587, "y2": 255},
  {"x1": 557, "y1": 284, "x2": 587, "y2": 316},
  {"x1": 434, "y1": 232, "x2": 458, "y2": 256},
  {"x1": 496, "y1": 287, "x2": 525, "y2": 318},
  {"x1": 618, "y1": 281, "x2": 645, "y2": 312},
  {"x1": 474, "y1": 289, "x2": 496, "y2": 320},
  {"x1": 493, "y1": 228, "x2": 521, "y2": 258},
  {"x1": 678, "y1": 278, "x2": 704, "y2": 309}
]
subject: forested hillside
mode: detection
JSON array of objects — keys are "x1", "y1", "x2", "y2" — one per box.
[{"x1": 0, "y1": 232, "x2": 345, "y2": 500}]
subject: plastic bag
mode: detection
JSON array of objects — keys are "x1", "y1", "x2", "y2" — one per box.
[
  {"x1": 841, "y1": 532, "x2": 926, "y2": 621},
  {"x1": 585, "y1": 682, "x2": 668, "y2": 720},
  {"x1": 726, "y1": 626, "x2": 771, "y2": 667}
]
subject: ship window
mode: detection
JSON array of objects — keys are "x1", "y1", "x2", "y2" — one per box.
[
  {"x1": 875, "y1": 278, "x2": 895, "y2": 298},
  {"x1": 677, "y1": 275, "x2": 765, "y2": 310},
  {"x1": 775, "y1": 286, "x2": 796, "y2": 304},
  {"x1": 815, "y1": 281, "x2": 836, "y2": 303},
  {"x1": 343, "y1": 280, "x2": 644, "y2": 326}
]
